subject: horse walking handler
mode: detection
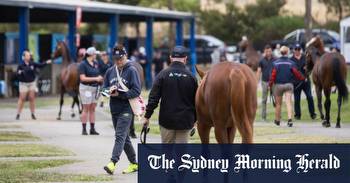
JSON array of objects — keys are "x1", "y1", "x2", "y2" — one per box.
[
  {"x1": 290, "y1": 43, "x2": 316, "y2": 120},
  {"x1": 103, "y1": 44, "x2": 141, "y2": 175},
  {"x1": 78, "y1": 47, "x2": 103, "y2": 135},
  {"x1": 269, "y1": 46, "x2": 306, "y2": 127},
  {"x1": 142, "y1": 46, "x2": 198, "y2": 143},
  {"x1": 16, "y1": 50, "x2": 52, "y2": 120}
]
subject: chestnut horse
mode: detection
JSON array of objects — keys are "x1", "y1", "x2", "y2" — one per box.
[
  {"x1": 305, "y1": 36, "x2": 348, "y2": 128},
  {"x1": 195, "y1": 62, "x2": 257, "y2": 143},
  {"x1": 238, "y1": 37, "x2": 260, "y2": 71},
  {"x1": 52, "y1": 41, "x2": 81, "y2": 120}
]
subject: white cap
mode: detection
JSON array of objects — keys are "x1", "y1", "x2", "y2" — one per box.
[{"x1": 86, "y1": 47, "x2": 100, "y2": 55}]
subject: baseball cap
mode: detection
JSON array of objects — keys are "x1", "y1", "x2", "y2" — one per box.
[
  {"x1": 171, "y1": 46, "x2": 187, "y2": 58},
  {"x1": 294, "y1": 43, "x2": 302, "y2": 50},
  {"x1": 86, "y1": 47, "x2": 100, "y2": 56},
  {"x1": 113, "y1": 45, "x2": 127, "y2": 60}
]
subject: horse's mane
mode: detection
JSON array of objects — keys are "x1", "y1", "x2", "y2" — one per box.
[
  {"x1": 58, "y1": 41, "x2": 72, "y2": 64},
  {"x1": 306, "y1": 36, "x2": 325, "y2": 55}
]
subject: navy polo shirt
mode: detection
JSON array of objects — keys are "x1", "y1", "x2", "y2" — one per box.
[
  {"x1": 17, "y1": 61, "x2": 47, "y2": 83},
  {"x1": 258, "y1": 56, "x2": 275, "y2": 82},
  {"x1": 78, "y1": 59, "x2": 101, "y2": 86}
]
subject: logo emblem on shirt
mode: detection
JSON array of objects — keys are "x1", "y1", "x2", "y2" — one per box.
[
  {"x1": 169, "y1": 72, "x2": 187, "y2": 78},
  {"x1": 30, "y1": 66, "x2": 34, "y2": 70}
]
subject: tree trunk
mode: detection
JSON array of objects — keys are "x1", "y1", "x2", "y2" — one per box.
[
  {"x1": 304, "y1": 0, "x2": 312, "y2": 42},
  {"x1": 338, "y1": 1, "x2": 343, "y2": 22}
]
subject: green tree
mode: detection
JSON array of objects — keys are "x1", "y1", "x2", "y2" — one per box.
[
  {"x1": 319, "y1": 0, "x2": 350, "y2": 22},
  {"x1": 253, "y1": 16, "x2": 305, "y2": 48}
]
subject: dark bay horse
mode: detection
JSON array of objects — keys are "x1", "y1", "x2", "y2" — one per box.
[
  {"x1": 195, "y1": 62, "x2": 257, "y2": 143},
  {"x1": 305, "y1": 36, "x2": 348, "y2": 128},
  {"x1": 238, "y1": 37, "x2": 260, "y2": 72},
  {"x1": 52, "y1": 41, "x2": 81, "y2": 120}
]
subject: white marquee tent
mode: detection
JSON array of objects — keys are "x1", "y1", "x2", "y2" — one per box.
[{"x1": 340, "y1": 17, "x2": 350, "y2": 63}]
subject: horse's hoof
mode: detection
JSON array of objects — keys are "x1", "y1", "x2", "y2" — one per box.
[
  {"x1": 57, "y1": 117, "x2": 61, "y2": 120},
  {"x1": 71, "y1": 113, "x2": 75, "y2": 118},
  {"x1": 321, "y1": 115, "x2": 325, "y2": 120},
  {"x1": 322, "y1": 121, "x2": 330, "y2": 128}
]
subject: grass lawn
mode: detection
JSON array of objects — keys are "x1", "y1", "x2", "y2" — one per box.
[
  {"x1": 0, "y1": 125, "x2": 21, "y2": 129},
  {"x1": 0, "y1": 159, "x2": 112, "y2": 183},
  {"x1": 255, "y1": 87, "x2": 350, "y2": 123},
  {"x1": 0, "y1": 131, "x2": 40, "y2": 141},
  {"x1": 0, "y1": 144, "x2": 73, "y2": 157}
]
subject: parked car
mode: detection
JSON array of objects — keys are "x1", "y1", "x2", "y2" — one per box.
[
  {"x1": 184, "y1": 35, "x2": 225, "y2": 64},
  {"x1": 225, "y1": 45, "x2": 239, "y2": 62},
  {"x1": 272, "y1": 29, "x2": 340, "y2": 51}
]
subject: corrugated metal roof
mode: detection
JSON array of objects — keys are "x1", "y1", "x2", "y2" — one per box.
[{"x1": 0, "y1": 0, "x2": 194, "y2": 20}]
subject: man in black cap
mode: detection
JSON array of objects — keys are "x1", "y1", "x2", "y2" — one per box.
[
  {"x1": 103, "y1": 44, "x2": 140, "y2": 175},
  {"x1": 290, "y1": 43, "x2": 316, "y2": 120},
  {"x1": 142, "y1": 46, "x2": 198, "y2": 143}
]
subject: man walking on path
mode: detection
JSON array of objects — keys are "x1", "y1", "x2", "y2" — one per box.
[
  {"x1": 256, "y1": 45, "x2": 275, "y2": 121},
  {"x1": 269, "y1": 46, "x2": 306, "y2": 127},
  {"x1": 290, "y1": 44, "x2": 316, "y2": 120},
  {"x1": 103, "y1": 44, "x2": 141, "y2": 175},
  {"x1": 143, "y1": 46, "x2": 198, "y2": 143}
]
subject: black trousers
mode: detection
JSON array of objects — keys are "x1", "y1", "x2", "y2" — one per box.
[{"x1": 294, "y1": 80, "x2": 316, "y2": 118}]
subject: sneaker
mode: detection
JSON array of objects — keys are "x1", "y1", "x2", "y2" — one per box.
[
  {"x1": 90, "y1": 128, "x2": 100, "y2": 135},
  {"x1": 274, "y1": 120, "x2": 280, "y2": 126},
  {"x1": 122, "y1": 163, "x2": 138, "y2": 174},
  {"x1": 287, "y1": 119, "x2": 293, "y2": 127},
  {"x1": 82, "y1": 129, "x2": 88, "y2": 135},
  {"x1": 16, "y1": 114, "x2": 20, "y2": 120},
  {"x1": 294, "y1": 116, "x2": 300, "y2": 120},
  {"x1": 31, "y1": 114, "x2": 36, "y2": 120},
  {"x1": 104, "y1": 162, "x2": 116, "y2": 175}
]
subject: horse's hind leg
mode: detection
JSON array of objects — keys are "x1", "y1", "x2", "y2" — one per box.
[
  {"x1": 57, "y1": 89, "x2": 64, "y2": 120},
  {"x1": 336, "y1": 94, "x2": 342, "y2": 128},
  {"x1": 197, "y1": 122, "x2": 211, "y2": 144},
  {"x1": 316, "y1": 86, "x2": 324, "y2": 120},
  {"x1": 227, "y1": 126, "x2": 236, "y2": 143},
  {"x1": 214, "y1": 126, "x2": 229, "y2": 144},
  {"x1": 322, "y1": 89, "x2": 331, "y2": 128},
  {"x1": 71, "y1": 97, "x2": 76, "y2": 118}
]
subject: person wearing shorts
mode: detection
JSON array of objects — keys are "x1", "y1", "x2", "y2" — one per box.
[
  {"x1": 269, "y1": 46, "x2": 305, "y2": 127},
  {"x1": 78, "y1": 47, "x2": 103, "y2": 135},
  {"x1": 16, "y1": 50, "x2": 51, "y2": 120}
]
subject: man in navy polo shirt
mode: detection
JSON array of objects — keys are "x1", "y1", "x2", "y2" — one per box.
[{"x1": 256, "y1": 44, "x2": 275, "y2": 121}]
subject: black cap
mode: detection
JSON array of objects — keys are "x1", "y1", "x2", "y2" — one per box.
[
  {"x1": 294, "y1": 43, "x2": 302, "y2": 50},
  {"x1": 113, "y1": 46, "x2": 127, "y2": 60},
  {"x1": 171, "y1": 46, "x2": 187, "y2": 58}
]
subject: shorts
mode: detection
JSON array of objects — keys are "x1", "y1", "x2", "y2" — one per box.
[
  {"x1": 19, "y1": 81, "x2": 37, "y2": 93},
  {"x1": 273, "y1": 83, "x2": 294, "y2": 97},
  {"x1": 79, "y1": 83, "x2": 100, "y2": 104}
]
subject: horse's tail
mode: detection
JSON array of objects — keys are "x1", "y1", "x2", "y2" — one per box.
[
  {"x1": 229, "y1": 67, "x2": 253, "y2": 143},
  {"x1": 333, "y1": 57, "x2": 348, "y2": 102}
]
